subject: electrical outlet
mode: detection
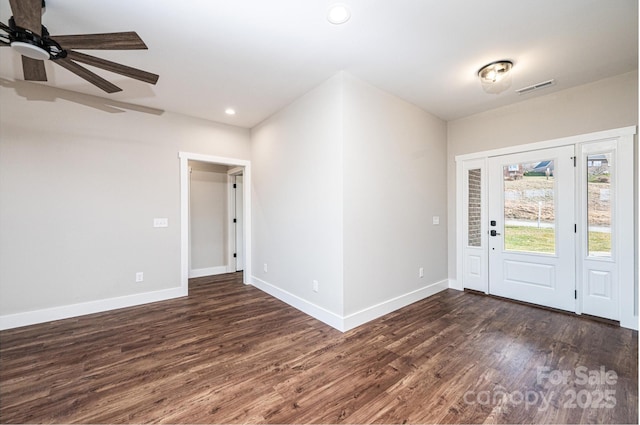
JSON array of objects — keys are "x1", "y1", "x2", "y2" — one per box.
[
  {"x1": 419, "y1": 267, "x2": 424, "y2": 278},
  {"x1": 263, "y1": 263, "x2": 268, "y2": 273},
  {"x1": 135, "y1": 272, "x2": 144, "y2": 282},
  {"x1": 432, "y1": 216, "x2": 440, "y2": 225},
  {"x1": 312, "y1": 280, "x2": 319, "y2": 292}
]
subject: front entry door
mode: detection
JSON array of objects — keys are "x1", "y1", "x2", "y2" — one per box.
[{"x1": 488, "y1": 146, "x2": 575, "y2": 311}]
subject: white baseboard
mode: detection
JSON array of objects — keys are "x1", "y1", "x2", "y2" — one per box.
[
  {"x1": 1, "y1": 277, "x2": 451, "y2": 332},
  {"x1": 249, "y1": 276, "x2": 449, "y2": 333},
  {"x1": 189, "y1": 266, "x2": 229, "y2": 278},
  {"x1": 249, "y1": 276, "x2": 344, "y2": 331},
  {"x1": 448, "y1": 279, "x2": 463, "y2": 290},
  {"x1": 342, "y1": 279, "x2": 449, "y2": 331},
  {"x1": 0, "y1": 286, "x2": 187, "y2": 331}
]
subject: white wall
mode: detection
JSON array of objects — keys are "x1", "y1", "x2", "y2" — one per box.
[
  {"x1": 250, "y1": 72, "x2": 448, "y2": 329},
  {"x1": 251, "y1": 73, "x2": 345, "y2": 317},
  {"x1": 0, "y1": 81, "x2": 250, "y2": 321},
  {"x1": 189, "y1": 162, "x2": 229, "y2": 275},
  {"x1": 447, "y1": 71, "x2": 638, "y2": 282},
  {"x1": 342, "y1": 74, "x2": 448, "y2": 317}
]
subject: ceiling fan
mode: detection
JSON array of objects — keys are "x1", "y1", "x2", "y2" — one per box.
[{"x1": 0, "y1": 0, "x2": 158, "y2": 93}]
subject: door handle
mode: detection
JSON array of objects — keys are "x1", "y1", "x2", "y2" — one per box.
[{"x1": 490, "y1": 230, "x2": 501, "y2": 237}]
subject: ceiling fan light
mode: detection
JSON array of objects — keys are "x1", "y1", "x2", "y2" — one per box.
[
  {"x1": 478, "y1": 60, "x2": 513, "y2": 94},
  {"x1": 11, "y1": 41, "x2": 50, "y2": 60}
]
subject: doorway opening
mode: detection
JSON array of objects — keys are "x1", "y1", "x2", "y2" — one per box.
[
  {"x1": 179, "y1": 152, "x2": 251, "y2": 293},
  {"x1": 188, "y1": 161, "x2": 233, "y2": 278}
]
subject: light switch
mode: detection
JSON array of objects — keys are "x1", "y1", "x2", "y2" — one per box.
[
  {"x1": 153, "y1": 218, "x2": 169, "y2": 228},
  {"x1": 432, "y1": 216, "x2": 440, "y2": 225}
]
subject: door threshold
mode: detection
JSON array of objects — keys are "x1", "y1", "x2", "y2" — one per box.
[{"x1": 463, "y1": 289, "x2": 621, "y2": 327}]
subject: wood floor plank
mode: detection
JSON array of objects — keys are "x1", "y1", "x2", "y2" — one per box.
[{"x1": 0, "y1": 273, "x2": 637, "y2": 423}]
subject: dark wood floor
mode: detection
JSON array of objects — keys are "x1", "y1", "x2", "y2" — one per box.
[{"x1": 0, "y1": 273, "x2": 637, "y2": 424}]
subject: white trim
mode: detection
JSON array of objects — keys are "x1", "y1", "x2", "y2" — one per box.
[
  {"x1": 0, "y1": 287, "x2": 187, "y2": 331},
  {"x1": 249, "y1": 276, "x2": 344, "y2": 331},
  {"x1": 455, "y1": 126, "x2": 636, "y2": 162},
  {"x1": 618, "y1": 134, "x2": 637, "y2": 330},
  {"x1": 180, "y1": 155, "x2": 190, "y2": 292},
  {"x1": 189, "y1": 266, "x2": 229, "y2": 279},
  {"x1": 242, "y1": 166, "x2": 252, "y2": 281},
  {"x1": 456, "y1": 158, "x2": 465, "y2": 293},
  {"x1": 179, "y1": 152, "x2": 252, "y2": 293},
  {"x1": 342, "y1": 279, "x2": 449, "y2": 331},
  {"x1": 227, "y1": 174, "x2": 236, "y2": 273},
  {"x1": 227, "y1": 166, "x2": 244, "y2": 176},
  {"x1": 448, "y1": 279, "x2": 462, "y2": 291}
]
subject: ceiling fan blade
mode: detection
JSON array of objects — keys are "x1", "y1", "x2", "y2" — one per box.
[
  {"x1": 22, "y1": 56, "x2": 47, "y2": 81},
  {"x1": 66, "y1": 51, "x2": 158, "y2": 85},
  {"x1": 52, "y1": 32, "x2": 148, "y2": 50},
  {"x1": 9, "y1": 0, "x2": 42, "y2": 35},
  {"x1": 54, "y1": 57, "x2": 122, "y2": 93}
]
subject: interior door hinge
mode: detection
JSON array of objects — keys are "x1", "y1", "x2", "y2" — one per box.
[
  {"x1": 572, "y1": 156, "x2": 576, "y2": 167},
  {"x1": 574, "y1": 224, "x2": 577, "y2": 233},
  {"x1": 575, "y1": 290, "x2": 577, "y2": 299},
  {"x1": 233, "y1": 183, "x2": 237, "y2": 188},
  {"x1": 233, "y1": 253, "x2": 237, "y2": 258},
  {"x1": 233, "y1": 218, "x2": 237, "y2": 223}
]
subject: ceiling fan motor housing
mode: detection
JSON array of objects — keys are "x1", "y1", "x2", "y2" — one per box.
[{"x1": 7, "y1": 17, "x2": 65, "y2": 60}]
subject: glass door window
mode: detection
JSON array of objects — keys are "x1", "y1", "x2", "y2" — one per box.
[
  {"x1": 586, "y1": 153, "x2": 612, "y2": 257},
  {"x1": 503, "y1": 160, "x2": 555, "y2": 254}
]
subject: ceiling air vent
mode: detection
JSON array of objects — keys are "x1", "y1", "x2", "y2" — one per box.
[{"x1": 515, "y1": 79, "x2": 556, "y2": 95}]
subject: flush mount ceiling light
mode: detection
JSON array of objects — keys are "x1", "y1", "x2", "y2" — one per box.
[
  {"x1": 478, "y1": 60, "x2": 514, "y2": 94},
  {"x1": 327, "y1": 3, "x2": 351, "y2": 24},
  {"x1": 225, "y1": 108, "x2": 236, "y2": 116}
]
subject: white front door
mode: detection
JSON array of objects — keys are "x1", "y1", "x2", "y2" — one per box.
[{"x1": 488, "y1": 146, "x2": 576, "y2": 311}]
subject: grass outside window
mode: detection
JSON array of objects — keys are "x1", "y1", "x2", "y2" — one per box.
[{"x1": 505, "y1": 225, "x2": 611, "y2": 254}]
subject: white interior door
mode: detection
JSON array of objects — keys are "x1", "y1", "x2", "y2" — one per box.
[
  {"x1": 488, "y1": 146, "x2": 576, "y2": 311},
  {"x1": 234, "y1": 175, "x2": 244, "y2": 271}
]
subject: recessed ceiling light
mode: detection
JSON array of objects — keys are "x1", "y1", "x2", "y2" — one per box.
[
  {"x1": 327, "y1": 4, "x2": 350, "y2": 25},
  {"x1": 225, "y1": 108, "x2": 236, "y2": 116}
]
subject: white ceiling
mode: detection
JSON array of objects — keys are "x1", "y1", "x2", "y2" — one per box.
[{"x1": 0, "y1": 0, "x2": 637, "y2": 128}]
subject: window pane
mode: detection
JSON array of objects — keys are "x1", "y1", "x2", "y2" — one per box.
[
  {"x1": 587, "y1": 153, "x2": 612, "y2": 257},
  {"x1": 468, "y1": 169, "x2": 481, "y2": 247},
  {"x1": 503, "y1": 160, "x2": 555, "y2": 254}
]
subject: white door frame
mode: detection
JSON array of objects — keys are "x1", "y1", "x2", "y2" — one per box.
[
  {"x1": 455, "y1": 126, "x2": 637, "y2": 330},
  {"x1": 179, "y1": 152, "x2": 251, "y2": 293}
]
